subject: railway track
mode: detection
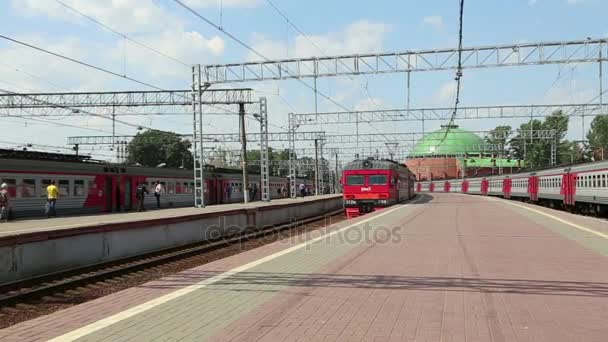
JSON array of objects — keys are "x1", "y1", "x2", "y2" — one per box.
[{"x1": 0, "y1": 210, "x2": 345, "y2": 328}]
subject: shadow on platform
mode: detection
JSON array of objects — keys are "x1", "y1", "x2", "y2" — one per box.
[{"x1": 140, "y1": 270, "x2": 608, "y2": 298}]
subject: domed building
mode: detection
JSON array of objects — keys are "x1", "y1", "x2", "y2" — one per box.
[{"x1": 405, "y1": 124, "x2": 521, "y2": 180}]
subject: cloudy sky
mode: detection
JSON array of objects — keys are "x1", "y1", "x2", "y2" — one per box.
[{"x1": 0, "y1": 0, "x2": 607, "y2": 160}]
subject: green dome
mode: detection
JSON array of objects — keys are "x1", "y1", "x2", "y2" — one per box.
[{"x1": 412, "y1": 125, "x2": 484, "y2": 156}]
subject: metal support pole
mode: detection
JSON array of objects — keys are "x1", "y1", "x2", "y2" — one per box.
[
  {"x1": 314, "y1": 76, "x2": 318, "y2": 119},
  {"x1": 406, "y1": 71, "x2": 411, "y2": 112},
  {"x1": 582, "y1": 114, "x2": 585, "y2": 142},
  {"x1": 259, "y1": 97, "x2": 270, "y2": 202},
  {"x1": 462, "y1": 160, "x2": 467, "y2": 178},
  {"x1": 191, "y1": 65, "x2": 206, "y2": 207},
  {"x1": 112, "y1": 106, "x2": 116, "y2": 161},
  {"x1": 334, "y1": 152, "x2": 339, "y2": 194},
  {"x1": 239, "y1": 103, "x2": 249, "y2": 204},
  {"x1": 600, "y1": 41, "x2": 603, "y2": 113},
  {"x1": 319, "y1": 140, "x2": 325, "y2": 194},
  {"x1": 314, "y1": 139, "x2": 320, "y2": 196},
  {"x1": 288, "y1": 113, "x2": 297, "y2": 199},
  {"x1": 551, "y1": 137, "x2": 557, "y2": 166}
]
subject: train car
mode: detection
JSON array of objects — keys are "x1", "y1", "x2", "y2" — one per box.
[
  {"x1": 414, "y1": 159, "x2": 608, "y2": 216},
  {"x1": 342, "y1": 158, "x2": 415, "y2": 219},
  {"x1": 0, "y1": 149, "x2": 314, "y2": 219}
]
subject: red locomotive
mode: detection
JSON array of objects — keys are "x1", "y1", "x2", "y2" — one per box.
[{"x1": 342, "y1": 158, "x2": 416, "y2": 219}]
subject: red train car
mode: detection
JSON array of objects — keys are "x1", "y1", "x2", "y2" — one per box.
[
  {"x1": 342, "y1": 158, "x2": 416, "y2": 219},
  {"x1": 0, "y1": 149, "x2": 314, "y2": 219}
]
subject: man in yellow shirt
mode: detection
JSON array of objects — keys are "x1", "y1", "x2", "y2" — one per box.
[{"x1": 46, "y1": 181, "x2": 59, "y2": 218}]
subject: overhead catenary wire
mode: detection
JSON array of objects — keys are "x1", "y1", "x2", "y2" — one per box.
[
  {"x1": 0, "y1": 35, "x2": 247, "y2": 132},
  {"x1": 172, "y1": 0, "x2": 388, "y2": 134},
  {"x1": 54, "y1": 0, "x2": 190, "y2": 68},
  {"x1": 263, "y1": 0, "x2": 392, "y2": 143},
  {"x1": 439, "y1": 0, "x2": 465, "y2": 145}
]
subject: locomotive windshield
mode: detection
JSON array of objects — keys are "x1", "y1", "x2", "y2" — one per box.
[
  {"x1": 369, "y1": 175, "x2": 387, "y2": 185},
  {"x1": 346, "y1": 175, "x2": 365, "y2": 185}
]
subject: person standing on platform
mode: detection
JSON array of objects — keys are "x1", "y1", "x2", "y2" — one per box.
[
  {"x1": 0, "y1": 183, "x2": 9, "y2": 223},
  {"x1": 136, "y1": 183, "x2": 148, "y2": 212},
  {"x1": 299, "y1": 182, "x2": 306, "y2": 197},
  {"x1": 154, "y1": 181, "x2": 163, "y2": 209},
  {"x1": 46, "y1": 181, "x2": 59, "y2": 218}
]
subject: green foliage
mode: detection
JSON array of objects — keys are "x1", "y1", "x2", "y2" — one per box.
[
  {"x1": 509, "y1": 110, "x2": 570, "y2": 168},
  {"x1": 127, "y1": 130, "x2": 193, "y2": 168},
  {"x1": 586, "y1": 115, "x2": 608, "y2": 160},
  {"x1": 485, "y1": 125, "x2": 512, "y2": 155}
]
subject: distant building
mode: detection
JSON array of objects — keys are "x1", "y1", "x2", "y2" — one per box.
[{"x1": 405, "y1": 125, "x2": 522, "y2": 181}]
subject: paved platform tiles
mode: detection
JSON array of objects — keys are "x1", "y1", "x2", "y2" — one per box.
[
  {"x1": 0, "y1": 194, "x2": 340, "y2": 238},
  {"x1": 1, "y1": 193, "x2": 607, "y2": 341}
]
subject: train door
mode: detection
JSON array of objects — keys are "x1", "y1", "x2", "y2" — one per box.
[
  {"x1": 124, "y1": 176, "x2": 133, "y2": 211},
  {"x1": 503, "y1": 178, "x2": 512, "y2": 199},
  {"x1": 561, "y1": 173, "x2": 576, "y2": 206},
  {"x1": 481, "y1": 179, "x2": 489, "y2": 196},
  {"x1": 104, "y1": 176, "x2": 113, "y2": 213},
  {"x1": 220, "y1": 179, "x2": 226, "y2": 203},
  {"x1": 207, "y1": 179, "x2": 217, "y2": 205},
  {"x1": 429, "y1": 182, "x2": 435, "y2": 192},
  {"x1": 528, "y1": 175, "x2": 539, "y2": 201},
  {"x1": 444, "y1": 181, "x2": 451, "y2": 193},
  {"x1": 461, "y1": 180, "x2": 469, "y2": 193}
]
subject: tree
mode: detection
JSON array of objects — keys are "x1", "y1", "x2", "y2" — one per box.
[
  {"x1": 586, "y1": 115, "x2": 608, "y2": 160},
  {"x1": 509, "y1": 110, "x2": 570, "y2": 168},
  {"x1": 510, "y1": 119, "x2": 543, "y2": 167},
  {"x1": 485, "y1": 125, "x2": 512, "y2": 155},
  {"x1": 127, "y1": 130, "x2": 193, "y2": 168},
  {"x1": 560, "y1": 140, "x2": 586, "y2": 164}
]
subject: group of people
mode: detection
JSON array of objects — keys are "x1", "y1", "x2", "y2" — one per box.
[
  {"x1": 135, "y1": 181, "x2": 163, "y2": 212},
  {"x1": 299, "y1": 183, "x2": 312, "y2": 197},
  {"x1": 0, "y1": 180, "x2": 60, "y2": 222}
]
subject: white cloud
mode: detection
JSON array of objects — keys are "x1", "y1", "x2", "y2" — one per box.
[
  {"x1": 354, "y1": 97, "x2": 387, "y2": 111},
  {"x1": 12, "y1": 0, "x2": 182, "y2": 34},
  {"x1": 249, "y1": 20, "x2": 391, "y2": 60},
  {"x1": 8, "y1": 1, "x2": 226, "y2": 81},
  {"x1": 528, "y1": 0, "x2": 538, "y2": 6},
  {"x1": 182, "y1": 0, "x2": 262, "y2": 8},
  {"x1": 421, "y1": 15, "x2": 443, "y2": 31},
  {"x1": 108, "y1": 30, "x2": 225, "y2": 78},
  {"x1": 432, "y1": 82, "x2": 458, "y2": 106}
]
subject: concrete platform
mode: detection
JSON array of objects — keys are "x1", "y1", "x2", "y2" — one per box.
[
  {"x1": 0, "y1": 195, "x2": 342, "y2": 284},
  {"x1": 0, "y1": 195, "x2": 341, "y2": 238},
  {"x1": 1, "y1": 193, "x2": 608, "y2": 341}
]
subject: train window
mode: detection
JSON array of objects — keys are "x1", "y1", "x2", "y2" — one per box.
[
  {"x1": 20, "y1": 179, "x2": 36, "y2": 198},
  {"x1": 346, "y1": 175, "x2": 365, "y2": 185},
  {"x1": 74, "y1": 180, "x2": 86, "y2": 196},
  {"x1": 369, "y1": 175, "x2": 387, "y2": 185},
  {"x1": 58, "y1": 180, "x2": 70, "y2": 197},
  {"x1": 167, "y1": 182, "x2": 175, "y2": 194},
  {"x1": 1, "y1": 178, "x2": 17, "y2": 197},
  {"x1": 603, "y1": 175, "x2": 607, "y2": 188}
]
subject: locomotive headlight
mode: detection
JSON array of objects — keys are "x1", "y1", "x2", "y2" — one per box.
[{"x1": 344, "y1": 200, "x2": 356, "y2": 205}]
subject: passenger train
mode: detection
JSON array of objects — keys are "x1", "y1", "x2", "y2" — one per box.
[
  {"x1": 0, "y1": 149, "x2": 313, "y2": 219},
  {"x1": 342, "y1": 158, "x2": 416, "y2": 219},
  {"x1": 415, "y1": 159, "x2": 608, "y2": 216}
]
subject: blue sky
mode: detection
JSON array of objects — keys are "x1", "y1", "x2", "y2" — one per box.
[{"x1": 0, "y1": 0, "x2": 607, "y2": 160}]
